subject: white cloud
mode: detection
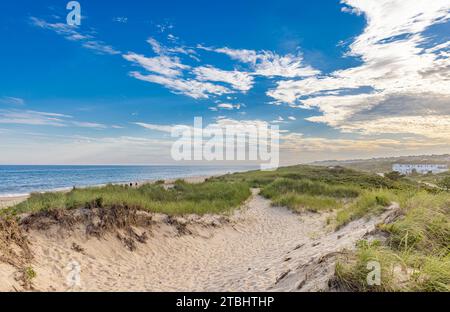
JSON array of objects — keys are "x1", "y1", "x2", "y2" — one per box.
[
  {"x1": 134, "y1": 122, "x2": 174, "y2": 133},
  {"x1": 31, "y1": 17, "x2": 121, "y2": 55},
  {"x1": 0, "y1": 97, "x2": 25, "y2": 106},
  {"x1": 193, "y1": 66, "x2": 254, "y2": 92},
  {"x1": 201, "y1": 46, "x2": 319, "y2": 78},
  {"x1": 129, "y1": 72, "x2": 230, "y2": 99},
  {"x1": 123, "y1": 53, "x2": 189, "y2": 77},
  {"x1": 267, "y1": 0, "x2": 450, "y2": 141},
  {"x1": 71, "y1": 121, "x2": 108, "y2": 129},
  {"x1": 0, "y1": 110, "x2": 70, "y2": 126},
  {"x1": 253, "y1": 51, "x2": 320, "y2": 78},
  {"x1": 272, "y1": 116, "x2": 286, "y2": 124},
  {"x1": 209, "y1": 103, "x2": 245, "y2": 111},
  {"x1": 113, "y1": 17, "x2": 128, "y2": 24},
  {"x1": 0, "y1": 109, "x2": 113, "y2": 130},
  {"x1": 199, "y1": 46, "x2": 258, "y2": 64},
  {"x1": 82, "y1": 41, "x2": 120, "y2": 55}
]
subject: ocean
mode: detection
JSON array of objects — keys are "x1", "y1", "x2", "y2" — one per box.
[{"x1": 0, "y1": 165, "x2": 256, "y2": 197}]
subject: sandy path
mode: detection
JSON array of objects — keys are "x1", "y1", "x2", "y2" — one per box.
[{"x1": 1, "y1": 189, "x2": 395, "y2": 292}]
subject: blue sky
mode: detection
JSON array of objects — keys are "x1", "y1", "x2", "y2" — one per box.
[{"x1": 0, "y1": 0, "x2": 449, "y2": 164}]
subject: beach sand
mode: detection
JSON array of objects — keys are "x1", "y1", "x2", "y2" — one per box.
[
  {"x1": 0, "y1": 188, "x2": 397, "y2": 292},
  {"x1": 0, "y1": 195, "x2": 29, "y2": 209}
]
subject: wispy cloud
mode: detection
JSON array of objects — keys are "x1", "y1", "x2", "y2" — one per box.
[
  {"x1": 0, "y1": 96, "x2": 25, "y2": 106},
  {"x1": 129, "y1": 72, "x2": 231, "y2": 99},
  {"x1": 199, "y1": 46, "x2": 320, "y2": 78},
  {"x1": 123, "y1": 53, "x2": 189, "y2": 78},
  {"x1": 0, "y1": 109, "x2": 112, "y2": 130},
  {"x1": 0, "y1": 109, "x2": 70, "y2": 126},
  {"x1": 30, "y1": 17, "x2": 120, "y2": 55}
]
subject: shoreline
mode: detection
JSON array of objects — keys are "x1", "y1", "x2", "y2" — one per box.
[{"x1": 0, "y1": 174, "x2": 218, "y2": 210}]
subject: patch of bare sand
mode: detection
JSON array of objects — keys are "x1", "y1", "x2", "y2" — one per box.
[
  {"x1": 0, "y1": 189, "x2": 398, "y2": 292},
  {"x1": 0, "y1": 195, "x2": 29, "y2": 210}
]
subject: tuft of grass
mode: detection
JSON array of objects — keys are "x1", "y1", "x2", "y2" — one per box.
[
  {"x1": 335, "y1": 190, "x2": 396, "y2": 229},
  {"x1": 271, "y1": 193, "x2": 341, "y2": 213},
  {"x1": 24, "y1": 266, "x2": 37, "y2": 281},
  {"x1": 380, "y1": 192, "x2": 450, "y2": 256},
  {"x1": 3, "y1": 180, "x2": 251, "y2": 216}
]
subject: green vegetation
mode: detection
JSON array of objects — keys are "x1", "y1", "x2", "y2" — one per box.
[
  {"x1": 1, "y1": 164, "x2": 448, "y2": 292},
  {"x1": 211, "y1": 165, "x2": 402, "y2": 189},
  {"x1": 24, "y1": 266, "x2": 37, "y2": 281},
  {"x1": 212, "y1": 165, "x2": 417, "y2": 219},
  {"x1": 335, "y1": 190, "x2": 397, "y2": 229},
  {"x1": 2, "y1": 180, "x2": 251, "y2": 216},
  {"x1": 384, "y1": 171, "x2": 405, "y2": 181},
  {"x1": 439, "y1": 176, "x2": 450, "y2": 190},
  {"x1": 261, "y1": 178, "x2": 360, "y2": 199},
  {"x1": 271, "y1": 193, "x2": 341, "y2": 213},
  {"x1": 334, "y1": 191, "x2": 450, "y2": 291}
]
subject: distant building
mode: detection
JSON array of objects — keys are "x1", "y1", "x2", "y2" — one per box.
[{"x1": 392, "y1": 164, "x2": 448, "y2": 175}]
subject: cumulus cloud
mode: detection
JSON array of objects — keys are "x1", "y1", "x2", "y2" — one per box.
[{"x1": 267, "y1": 0, "x2": 450, "y2": 141}]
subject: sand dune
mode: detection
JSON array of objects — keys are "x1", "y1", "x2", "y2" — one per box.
[{"x1": 0, "y1": 189, "x2": 397, "y2": 292}]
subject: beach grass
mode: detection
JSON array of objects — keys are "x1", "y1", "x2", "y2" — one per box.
[
  {"x1": 1, "y1": 165, "x2": 449, "y2": 291},
  {"x1": 261, "y1": 178, "x2": 361, "y2": 199},
  {"x1": 2, "y1": 180, "x2": 252, "y2": 216},
  {"x1": 334, "y1": 191, "x2": 450, "y2": 291},
  {"x1": 271, "y1": 193, "x2": 342, "y2": 213},
  {"x1": 334, "y1": 189, "x2": 398, "y2": 229},
  {"x1": 209, "y1": 165, "x2": 412, "y2": 215},
  {"x1": 210, "y1": 165, "x2": 409, "y2": 189}
]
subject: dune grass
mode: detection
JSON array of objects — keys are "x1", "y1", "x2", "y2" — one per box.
[
  {"x1": 2, "y1": 180, "x2": 252, "y2": 216},
  {"x1": 211, "y1": 165, "x2": 402, "y2": 189},
  {"x1": 334, "y1": 191, "x2": 450, "y2": 292},
  {"x1": 210, "y1": 165, "x2": 420, "y2": 216},
  {"x1": 261, "y1": 178, "x2": 361, "y2": 199},
  {"x1": 271, "y1": 193, "x2": 342, "y2": 213},
  {"x1": 335, "y1": 189, "x2": 398, "y2": 229}
]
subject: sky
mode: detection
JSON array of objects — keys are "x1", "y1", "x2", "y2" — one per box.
[{"x1": 0, "y1": 0, "x2": 449, "y2": 165}]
